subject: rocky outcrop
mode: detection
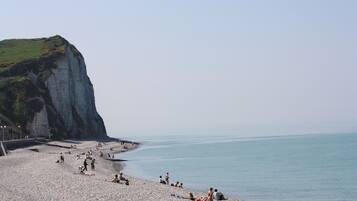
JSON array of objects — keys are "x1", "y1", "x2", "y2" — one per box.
[{"x1": 0, "y1": 35, "x2": 106, "y2": 139}]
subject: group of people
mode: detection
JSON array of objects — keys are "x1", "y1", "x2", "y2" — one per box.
[
  {"x1": 56, "y1": 149, "x2": 95, "y2": 175},
  {"x1": 57, "y1": 142, "x2": 227, "y2": 200},
  {"x1": 192, "y1": 188, "x2": 227, "y2": 201},
  {"x1": 56, "y1": 142, "x2": 133, "y2": 185},
  {"x1": 80, "y1": 158, "x2": 95, "y2": 172},
  {"x1": 112, "y1": 172, "x2": 129, "y2": 185},
  {"x1": 78, "y1": 150, "x2": 96, "y2": 173},
  {"x1": 173, "y1": 181, "x2": 183, "y2": 188},
  {"x1": 159, "y1": 172, "x2": 184, "y2": 188},
  {"x1": 158, "y1": 172, "x2": 227, "y2": 200},
  {"x1": 171, "y1": 187, "x2": 227, "y2": 201},
  {"x1": 159, "y1": 172, "x2": 169, "y2": 184}
]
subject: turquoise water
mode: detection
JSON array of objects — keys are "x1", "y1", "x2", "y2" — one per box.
[{"x1": 117, "y1": 133, "x2": 357, "y2": 201}]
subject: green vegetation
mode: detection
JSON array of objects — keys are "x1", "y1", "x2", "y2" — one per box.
[
  {"x1": 0, "y1": 35, "x2": 89, "y2": 138},
  {"x1": 0, "y1": 35, "x2": 66, "y2": 67},
  {"x1": 0, "y1": 76, "x2": 44, "y2": 126},
  {"x1": 0, "y1": 35, "x2": 69, "y2": 129}
]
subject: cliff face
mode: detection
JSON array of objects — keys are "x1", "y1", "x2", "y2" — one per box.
[{"x1": 0, "y1": 35, "x2": 106, "y2": 138}]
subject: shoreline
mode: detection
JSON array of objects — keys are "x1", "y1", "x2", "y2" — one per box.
[
  {"x1": 115, "y1": 139, "x2": 239, "y2": 199},
  {"x1": 0, "y1": 138, "x2": 239, "y2": 201},
  {"x1": 108, "y1": 140, "x2": 140, "y2": 172}
]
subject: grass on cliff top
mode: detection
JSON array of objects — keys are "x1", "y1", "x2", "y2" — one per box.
[{"x1": 0, "y1": 35, "x2": 66, "y2": 67}]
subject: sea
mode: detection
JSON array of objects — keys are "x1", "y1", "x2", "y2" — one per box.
[{"x1": 115, "y1": 133, "x2": 357, "y2": 201}]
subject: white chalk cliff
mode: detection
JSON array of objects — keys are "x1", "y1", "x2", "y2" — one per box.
[
  {"x1": 43, "y1": 45, "x2": 106, "y2": 138},
  {"x1": 0, "y1": 36, "x2": 106, "y2": 138}
]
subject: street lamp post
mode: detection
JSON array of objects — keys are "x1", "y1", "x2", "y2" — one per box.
[
  {"x1": 1, "y1": 126, "x2": 3, "y2": 141},
  {"x1": 18, "y1": 125, "x2": 22, "y2": 139},
  {"x1": 1, "y1": 125, "x2": 6, "y2": 141},
  {"x1": 4, "y1": 126, "x2": 7, "y2": 140},
  {"x1": 48, "y1": 128, "x2": 51, "y2": 139}
]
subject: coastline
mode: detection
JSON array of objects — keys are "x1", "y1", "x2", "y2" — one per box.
[
  {"x1": 107, "y1": 141, "x2": 141, "y2": 172},
  {"x1": 0, "y1": 138, "x2": 239, "y2": 201}
]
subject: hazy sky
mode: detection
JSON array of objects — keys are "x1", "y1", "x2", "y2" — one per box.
[{"x1": 1, "y1": 0, "x2": 356, "y2": 137}]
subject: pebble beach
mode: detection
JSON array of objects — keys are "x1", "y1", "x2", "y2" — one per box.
[{"x1": 0, "y1": 140, "x2": 239, "y2": 201}]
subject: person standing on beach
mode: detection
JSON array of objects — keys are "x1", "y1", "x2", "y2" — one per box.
[
  {"x1": 91, "y1": 159, "x2": 95, "y2": 170},
  {"x1": 207, "y1": 187, "x2": 214, "y2": 201},
  {"x1": 165, "y1": 172, "x2": 170, "y2": 185},
  {"x1": 60, "y1": 153, "x2": 64, "y2": 163},
  {"x1": 83, "y1": 159, "x2": 88, "y2": 171}
]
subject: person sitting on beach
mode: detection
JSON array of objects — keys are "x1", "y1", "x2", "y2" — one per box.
[
  {"x1": 171, "y1": 193, "x2": 195, "y2": 200},
  {"x1": 159, "y1": 176, "x2": 166, "y2": 184},
  {"x1": 188, "y1": 192, "x2": 195, "y2": 200},
  {"x1": 119, "y1": 172, "x2": 128, "y2": 182},
  {"x1": 195, "y1": 196, "x2": 206, "y2": 201},
  {"x1": 165, "y1": 172, "x2": 170, "y2": 185},
  {"x1": 176, "y1": 192, "x2": 196, "y2": 201},
  {"x1": 171, "y1": 183, "x2": 175, "y2": 187},
  {"x1": 213, "y1": 189, "x2": 226, "y2": 200},
  {"x1": 179, "y1": 182, "x2": 183, "y2": 188},
  {"x1": 175, "y1": 181, "x2": 180, "y2": 187},
  {"x1": 112, "y1": 174, "x2": 120, "y2": 183},
  {"x1": 125, "y1": 180, "x2": 129, "y2": 185},
  {"x1": 79, "y1": 166, "x2": 85, "y2": 174}
]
